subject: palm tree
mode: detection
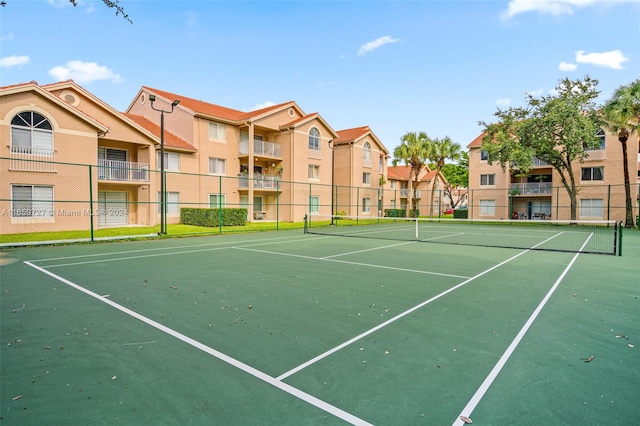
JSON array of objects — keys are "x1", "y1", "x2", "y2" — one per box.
[
  {"x1": 602, "y1": 79, "x2": 640, "y2": 228},
  {"x1": 392, "y1": 132, "x2": 432, "y2": 217},
  {"x1": 428, "y1": 136, "x2": 461, "y2": 217}
]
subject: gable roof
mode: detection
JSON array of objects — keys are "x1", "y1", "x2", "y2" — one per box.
[
  {"x1": 334, "y1": 125, "x2": 389, "y2": 155},
  {"x1": 468, "y1": 132, "x2": 485, "y2": 148},
  {"x1": 124, "y1": 114, "x2": 196, "y2": 151}
]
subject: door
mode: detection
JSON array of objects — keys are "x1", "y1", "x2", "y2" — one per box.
[{"x1": 98, "y1": 191, "x2": 128, "y2": 226}]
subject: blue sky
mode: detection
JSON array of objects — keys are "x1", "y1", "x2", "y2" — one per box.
[{"x1": 1, "y1": 0, "x2": 639, "y2": 153}]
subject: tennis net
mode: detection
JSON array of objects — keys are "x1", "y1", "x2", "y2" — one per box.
[{"x1": 304, "y1": 214, "x2": 619, "y2": 255}]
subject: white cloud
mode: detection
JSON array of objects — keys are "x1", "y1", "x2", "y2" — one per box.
[
  {"x1": 48, "y1": 0, "x2": 73, "y2": 8},
  {"x1": 559, "y1": 61, "x2": 578, "y2": 71},
  {"x1": 0, "y1": 55, "x2": 30, "y2": 68},
  {"x1": 0, "y1": 34, "x2": 15, "y2": 42},
  {"x1": 575, "y1": 49, "x2": 629, "y2": 70},
  {"x1": 318, "y1": 81, "x2": 337, "y2": 86},
  {"x1": 357, "y1": 36, "x2": 400, "y2": 56},
  {"x1": 525, "y1": 89, "x2": 545, "y2": 97},
  {"x1": 252, "y1": 101, "x2": 275, "y2": 110},
  {"x1": 496, "y1": 98, "x2": 511, "y2": 107},
  {"x1": 48, "y1": 60, "x2": 122, "y2": 83},
  {"x1": 502, "y1": 0, "x2": 615, "y2": 19},
  {"x1": 185, "y1": 11, "x2": 198, "y2": 28}
]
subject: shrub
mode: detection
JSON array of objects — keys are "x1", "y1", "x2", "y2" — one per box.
[
  {"x1": 453, "y1": 209, "x2": 468, "y2": 219},
  {"x1": 384, "y1": 209, "x2": 420, "y2": 217},
  {"x1": 180, "y1": 208, "x2": 247, "y2": 227}
]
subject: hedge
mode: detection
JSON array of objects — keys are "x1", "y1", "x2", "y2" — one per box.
[
  {"x1": 180, "y1": 208, "x2": 247, "y2": 227},
  {"x1": 384, "y1": 209, "x2": 420, "y2": 218},
  {"x1": 453, "y1": 209, "x2": 468, "y2": 219}
]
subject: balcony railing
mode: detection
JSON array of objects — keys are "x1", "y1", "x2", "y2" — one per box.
[
  {"x1": 239, "y1": 140, "x2": 282, "y2": 158},
  {"x1": 238, "y1": 174, "x2": 282, "y2": 190},
  {"x1": 98, "y1": 159, "x2": 149, "y2": 182},
  {"x1": 584, "y1": 149, "x2": 606, "y2": 161},
  {"x1": 9, "y1": 146, "x2": 56, "y2": 172},
  {"x1": 400, "y1": 189, "x2": 421, "y2": 198},
  {"x1": 511, "y1": 157, "x2": 549, "y2": 169},
  {"x1": 510, "y1": 182, "x2": 552, "y2": 195}
]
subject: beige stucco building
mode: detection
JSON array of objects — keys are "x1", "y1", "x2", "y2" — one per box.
[
  {"x1": 386, "y1": 165, "x2": 448, "y2": 215},
  {"x1": 467, "y1": 130, "x2": 640, "y2": 222}
]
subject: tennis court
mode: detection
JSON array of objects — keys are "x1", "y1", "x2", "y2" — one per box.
[{"x1": 1, "y1": 223, "x2": 638, "y2": 425}]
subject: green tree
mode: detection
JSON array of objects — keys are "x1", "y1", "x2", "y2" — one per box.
[
  {"x1": 427, "y1": 136, "x2": 461, "y2": 216},
  {"x1": 602, "y1": 78, "x2": 640, "y2": 228},
  {"x1": 392, "y1": 131, "x2": 432, "y2": 217},
  {"x1": 1, "y1": 0, "x2": 131, "y2": 23},
  {"x1": 480, "y1": 76, "x2": 603, "y2": 220},
  {"x1": 436, "y1": 151, "x2": 469, "y2": 210}
]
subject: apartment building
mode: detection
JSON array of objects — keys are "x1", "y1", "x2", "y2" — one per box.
[
  {"x1": 1, "y1": 80, "x2": 392, "y2": 237},
  {"x1": 0, "y1": 80, "x2": 168, "y2": 235},
  {"x1": 386, "y1": 165, "x2": 448, "y2": 215},
  {"x1": 467, "y1": 129, "x2": 640, "y2": 222}
]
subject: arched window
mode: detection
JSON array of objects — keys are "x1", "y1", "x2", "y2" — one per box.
[
  {"x1": 308, "y1": 128, "x2": 320, "y2": 151},
  {"x1": 363, "y1": 141, "x2": 371, "y2": 162},
  {"x1": 11, "y1": 112, "x2": 54, "y2": 155},
  {"x1": 596, "y1": 129, "x2": 606, "y2": 150}
]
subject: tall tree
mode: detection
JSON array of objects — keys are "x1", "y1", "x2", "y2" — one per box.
[
  {"x1": 602, "y1": 78, "x2": 640, "y2": 228},
  {"x1": 427, "y1": 136, "x2": 461, "y2": 216},
  {"x1": 437, "y1": 151, "x2": 469, "y2": 210},
  {"x1": 392, "y1": 132, "x2": 432, "y2": 217},
  {"x1": 480, "y1": 76, "x2": 603, "y2": 220}
]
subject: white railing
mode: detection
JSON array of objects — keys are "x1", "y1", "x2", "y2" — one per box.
[
  {"x1": 98, "y1": 159, "x2": 149, "y2": 182},
  {"x1": 238, "y1": 174, "x2": 282, "y2": 190},
  {"x1": 9, "y1": 146, "x2": 56, "y2": 172},
  {"x1": 510, "y1": 182, "x2": 552, "y2": 195},
  {"x1": 239, "y1": 140, "x2": 282, "y2": 158}
]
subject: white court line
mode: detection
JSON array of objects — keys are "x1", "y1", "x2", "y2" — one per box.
[
  {"x1": 451, "y1": 233, "x2": 593, "y2": 426},
  {"x1": 275, "y1": 231, "x2": 564, "y2": 382},
  {"x1": 28, "y1": 234, "x2": 314, "y2": 263},
  {"x1": 233, "y1": 246, "x2": 470, "y2": 279},
  {"x1": 23, "y1": 260, "x2": 372, "y2": 426}
]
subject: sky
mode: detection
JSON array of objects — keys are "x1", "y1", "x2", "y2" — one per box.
[{"x1": 1, "y1": 0, "x2": 639, "y2": 154}]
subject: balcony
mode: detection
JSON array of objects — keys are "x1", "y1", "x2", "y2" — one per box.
[
  {"x1": 9, "y1": 146, "x2": 56, "y2": 172},
  {"x1": 239, "y1": 140, "x2": 282, "y2": 159},
  {"x1": 511, "y1": 157, "x2": 549, "y2": 169},
  {"x1": 400, "y1": 189, "x2": 421, "y2": 198},
  {"x1": 510, "y1": 182, "x2": 552, "y2": 196},
  {"x1": 238, "y1": 174, "x2": 282, "y2": 191},
  {"x1": 584, "y1": 149, "x2": 606, "y2": 161},
  {"x1": 98, "y1": 159, "x2": 149, "y2": 182}
]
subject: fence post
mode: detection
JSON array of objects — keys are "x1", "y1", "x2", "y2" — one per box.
[
  {"x1": 607, "y1": 184, "x2": 611, "y2": 221},
  {"x1": 89, "y1": 164, "x2": 94, "y2": 242},
  {"x1": 219, "y1": 176, "x2": 223, "y2": 234}
]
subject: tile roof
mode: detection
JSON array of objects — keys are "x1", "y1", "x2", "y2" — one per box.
[
  {"x1": 281, "y1": 112, "x2": 319, "y2": 127},
  {"x1": 142, "y1": 86, "x2": 294, "y2": 122},
  {"x1": 468, "y1": 132, "x2": 485, "y2": 148},
  {"x1": 334, "y1": 126, "x2": 371, "y2": 143},
  {"x1": 387, "y1": 165, "x2": 413, "y2": 180},
  {"x1": 124, "y1": 113, "x2": 196, "y2": 151}
]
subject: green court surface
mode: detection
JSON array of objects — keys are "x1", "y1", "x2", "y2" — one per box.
[{"x1": 1, "y1": 229, "x2": 638, "y2": 425}]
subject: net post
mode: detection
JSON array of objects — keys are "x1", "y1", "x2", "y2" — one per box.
[
  {"x1": 617, "y1": 221, "x2": 623, "y2": 256},
  {"x1": 303, "y1": 214, "x2": 308, "y2": 234}
]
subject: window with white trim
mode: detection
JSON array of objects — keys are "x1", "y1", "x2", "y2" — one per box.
[
  {"x1": 363, "y1": 172, "x2": 371, "y2": 185},
  {"x1": 363, "y1": 141, "x2": 371, "y2": 162},
  {"x1": 480, "y1": 174, "x2": 495, "y2": 186},
  {"x1": 308, "y1": 128, "x2": 320, "y2": 151},
  {"x1": 308, "y1": 196, "x2": 319, "y2": 214},
  {"x1": 308, "y1": 164, "x2": 320, "y2": 179},
  {"x1": 10, "y1": 111, "x2": 54, "y2": 155},
  {"x1": 158, "y1": 191, "x2": 180, "y2": 215},
  {"x1": 209, "y1": 194, "x2": 226, "y2": 208},
  {"x1": 581, "y1": 166, "x2": 603, "y2": 181},
  {"x1": 157, "y1": 151, "x2": 180, "y2": 171},
  {"x1": 479, "y1": 199, "x2": 495, "y2": 216},
  {"x1": 362, "y1": 198, "x2": 371, "y2": 213},
  {"x1": 12, "y1": 185, "x2": 54, "y2": 217},
  {"x1": 480, "y1": 150, "x2": 488, "y2": 161},
  {"x1": 209, "y1": 158, "x2": 226, "y2": 175},
  {"x1": 208, "y1": 122, "x2": 226, "y2": 142},
  {"x1": 580, "y1": 198, "x2": 603, "y2": 219}
]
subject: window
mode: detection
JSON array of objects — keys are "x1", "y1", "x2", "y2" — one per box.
[
  {"x1": 581, "y1": 167, "x2": 603, "y2": 181},
  {"x1": 308, "y1": 196, "x2": 319, "y2": 214},
  {"x1": 390, "y1": 181, "x2": 397, "y2": 190},
  {"x1": 10, "y1": 111, "x2": 53, "y2": 155},
  {"x1": 209, "y1": 194, "x2": 226, "y2": 208},
  {"x1": 208, "y1": 122, "x2": 226, "y2": 142},
  {"x1": 308, "y1": 164, "x2": 320, "y2": 179},
  {"x1": 580, "y1": 199, "x2": 603, "y2": 219},
  {"x1": 308, "y1": 128, "x2": 320, "y2": 151},
  {"x1": 379, "y1": 157, "x2": 384, "y2": 173},
  {"x1": 158, "y1": 192, "x2": 179, "y2": 215},
  {"x1": 363, "y1": 172, "x2": 371, "y2": 185},
  {"x1": 585, "y1": 129, "x2": 606, "y2": 150},
  {"x1": 362, "y1": 198, "x2": 371, "y2": 213},
  {"x1": 157, "y1": 151, "x2": 179, "y2": 171},
  {"x1": 480, "y1": 150, "x2": 488, "y2": 161},
  {"x1": 363, "y1": 142, "x2": 371, "y2": 162},
  {"x1": 480, "y1": 174, "x2": 495, "y2": 186},
  {"x1": 209, "y1": 158, "x2": 226, "y2": 175},
  {"x1": 11, "y1": 185, "x2": 54, "y2": 217},
  {"x1": 479, "y1": 199, "x2": 495, "y2": 216}
]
